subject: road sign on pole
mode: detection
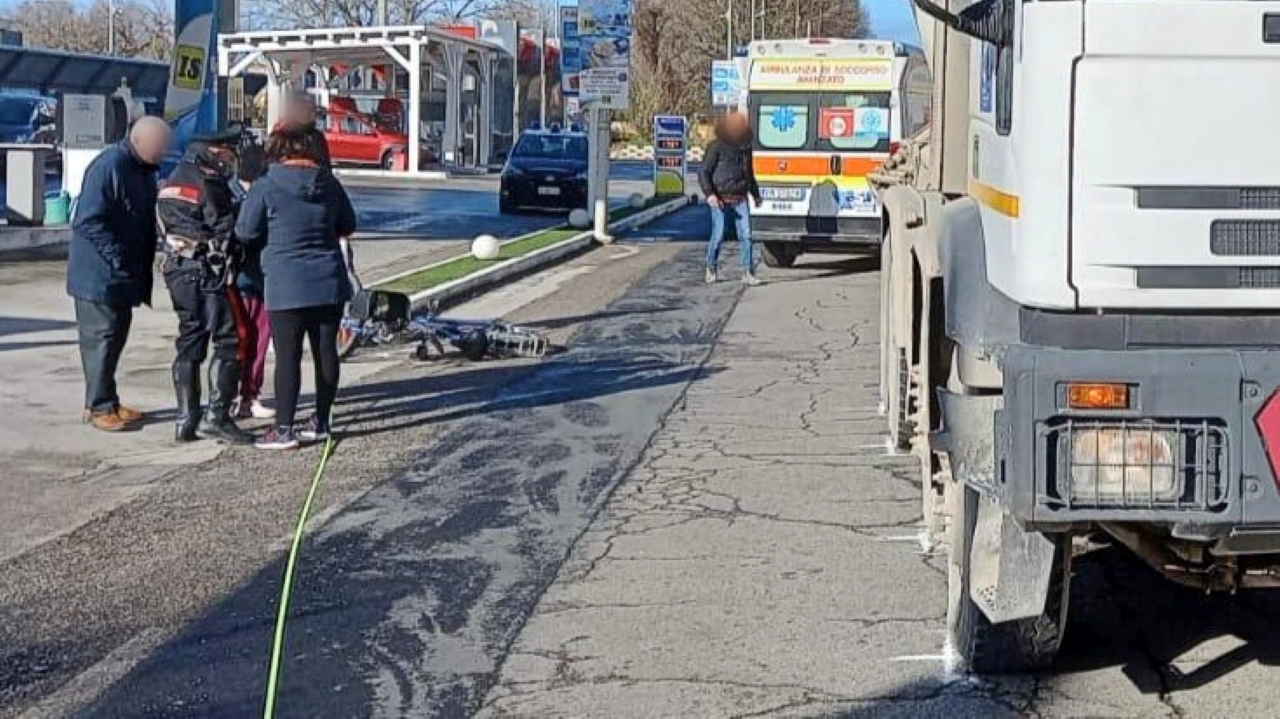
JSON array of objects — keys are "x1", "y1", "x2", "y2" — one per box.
[
  {"x1": 710, "y1": 60, "x2": 741, "y2": 108},
  {"x1": 653, "y1": 114, "x2": 687, "y2": 196},
  {"x1": 579, "y1": 0, "x2": 632, "y2": 109},
  {"x1": 559, "y1": 5, "x2": 581, "y2": 98}
]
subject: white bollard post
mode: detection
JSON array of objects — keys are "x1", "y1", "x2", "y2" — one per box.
[{"x1": 594, "y1": 198, "x2": 612, "y2": 243}]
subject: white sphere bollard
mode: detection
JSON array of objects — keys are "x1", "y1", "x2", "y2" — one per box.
[
  {"x1": 471, "y1": 234, "x2": 500, "y2": 260},
  {"x1": 568, "y1": 208, "x2": 591, "y2": 228},
  {"x1": 628, "y1": 193, "x2": 646, "y2": 208}
]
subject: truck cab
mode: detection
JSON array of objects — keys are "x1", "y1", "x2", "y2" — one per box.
[{"x1": 874, "y1": 0, "x2": 1280, "y2": 674}]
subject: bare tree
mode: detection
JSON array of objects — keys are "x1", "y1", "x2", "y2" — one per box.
[
  {"x1": 630, "y1": 0, "x2": 866, "y2": 138},
  {"x1": 485, "y1": 0, "x2": 557, "y2": 30},
  {"x1": 243, "y1": 0, "x2": 511, "y2": 29},
  {"x1": 6, "y1": 0, "x2": 174, "y2": 59}
]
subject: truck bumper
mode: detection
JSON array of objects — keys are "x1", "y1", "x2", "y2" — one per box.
[{"x1": 960, "y1": 345, "x2": 1280, "y2": 540}]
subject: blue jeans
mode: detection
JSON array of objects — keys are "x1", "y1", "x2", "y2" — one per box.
[{"x1": 707, "y1": 200, "x2": 753, "y2": 272}]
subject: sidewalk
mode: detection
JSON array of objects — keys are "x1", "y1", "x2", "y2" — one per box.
[
  {"x1": 478, "y1": 266, "x2": 956, "y2": 718},
  {"x1": 0, "y1": 237, "x2": 464, "y2": 563}
]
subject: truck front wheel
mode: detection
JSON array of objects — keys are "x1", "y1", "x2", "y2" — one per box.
[
  {"x1": 760, "y1": 242, "x2": 799, "y2": 268},
  {"x1": 947, "y1": 483, "x2": 1070, "y2": 674}
]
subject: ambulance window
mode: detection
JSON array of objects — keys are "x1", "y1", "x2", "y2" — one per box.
[
  {"x1": 820, "y1": 92, "x2": 890, "y2": 152},
  {"x1": 756, "y1": 102, "x2": 809, "y2": 150}
]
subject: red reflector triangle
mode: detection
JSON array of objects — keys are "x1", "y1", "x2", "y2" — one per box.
[{"x1": 1254, "y1": 391, "x2": 1280, "y2": 483}]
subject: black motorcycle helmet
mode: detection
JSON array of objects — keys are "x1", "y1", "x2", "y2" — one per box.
[{"x1": 189, "y1": 127, "x2": 242, "y2": 179}]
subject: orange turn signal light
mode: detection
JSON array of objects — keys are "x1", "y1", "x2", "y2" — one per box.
[{"x1": 1067, "y1": 383, "x2": 1130, "y2": 410}]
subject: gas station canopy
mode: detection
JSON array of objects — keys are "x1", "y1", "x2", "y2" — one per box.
[
  {"x1": 217, "y1": 25, "x2": 508, "y2": 176},
  {"x1": 0, "y1": 46, "x2": 168, "y2": 99}
]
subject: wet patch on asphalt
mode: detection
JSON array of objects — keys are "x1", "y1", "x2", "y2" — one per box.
[{"x1": 79, "y1": 244, "x2": 739, "y2": 718}]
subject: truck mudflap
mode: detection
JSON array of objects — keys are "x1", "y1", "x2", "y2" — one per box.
[
  {"x1": 996, "y1": 346, "x2": 1280, "y2": 532},
  {"x1": 970, "y1": 495, "x2": 1060, "y2": 623},
  {"x1": 939, "y1": 388, "x2": 1060, "y2": 622}
]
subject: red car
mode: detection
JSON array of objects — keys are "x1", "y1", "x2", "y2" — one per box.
[{"x1": 318, "y1": 109, "x2": 435, "y2": 169}]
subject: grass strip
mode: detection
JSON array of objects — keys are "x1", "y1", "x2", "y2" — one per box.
[{"x1": 377, "y1": 197, "x2": 674, "y2": 295}]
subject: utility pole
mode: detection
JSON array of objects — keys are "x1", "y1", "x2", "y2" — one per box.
[
  {"x1": 725, "y1": 0, "x2": 734, "y2": 60},
  {"x1": 539, "y1": 27, "x2": 547, "y2": 127},
  {"x1": 107, "y1": 0, "x2": 114, "y2": 55}
]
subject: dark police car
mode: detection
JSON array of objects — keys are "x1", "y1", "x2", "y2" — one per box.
[{"x1": 499, "y1": 125, "x2": 588, "y2": 213}]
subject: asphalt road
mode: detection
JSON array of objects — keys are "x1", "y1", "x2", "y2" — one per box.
[
  {"x1": 67, "y1": 208, "x2": 725, "y2": 718},
  {"x1": 15, "y1": 201, "x2": 1273, "y2": 718}
]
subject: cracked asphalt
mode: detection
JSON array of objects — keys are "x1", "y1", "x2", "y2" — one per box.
[
  {"x1": 476, "y1": 249, "x2": 1280, "y2": 718},
  {"x1": 9, "y1": 205, "x2": 1280, "y2": 718}
]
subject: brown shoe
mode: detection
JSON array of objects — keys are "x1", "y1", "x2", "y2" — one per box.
[
  {"x1": 83, "y1": 406, "x2": 144, "y2": 424},
  {"x1": 115, "y1": 404, "x2": 145, "y2": 423},
  {"x1": 89, "y1": 411, "x2": 136, "y2": 432}
]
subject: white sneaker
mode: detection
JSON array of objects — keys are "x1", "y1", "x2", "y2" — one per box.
[
  {"x1": 250, "y1": 400, "x2": 276, "y2": 419},
  {"x1": 705, "y1": 268, "x2": 717, "y2": 284},
  {"x1": 742, "y1": 272, "x2": 762, "y2": 286}
]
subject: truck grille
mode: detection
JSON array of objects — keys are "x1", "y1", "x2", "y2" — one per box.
[
  {"x1": 1211, "y1": 220, "x2": 1280, "y2": 256},
  {"x1": 1042, "y1": 419, "x2": 1227, "y2": 512}
]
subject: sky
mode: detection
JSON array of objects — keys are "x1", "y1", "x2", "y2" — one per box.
[{"x1": 863, "y1": 0, "x2": 921, "y2": 46}]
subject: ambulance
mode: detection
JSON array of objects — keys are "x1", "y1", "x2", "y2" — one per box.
[{"x1": 745, "y1": 38, "x2": 929, "y2": 267}]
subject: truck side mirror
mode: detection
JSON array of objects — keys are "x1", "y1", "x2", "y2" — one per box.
[{"x1": 915, "y1": 0, "x2": 1012, "y2": 47}]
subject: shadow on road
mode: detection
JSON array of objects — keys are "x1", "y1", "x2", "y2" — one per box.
[
  {"x1": 0, "y1": 315, "x2": 75, "y2": 338},
  {"x1": 77, "y1": 245, "x2": 737, "y2": 718},
  {"x1": 0, "y1": 315, "x2": 78, "y2": 353},
  {"x1": 763, "y1": 256, "x2": 880, "y2": 283},
  {"x1": 525, "y1": 307, "x2": 675, "y2": 331},
  {"x1": 1055, "y1": 546, "x2": 1280, "y2": 695},
  {"x1": 823, "y1": 546, "x2": 1280, "y2": 718},
  {"x1": 75, "y1": 356, "x2": 724, "y2": 718},
  {"x1": 337, "y1": 355, "x2": 713, "y2": 440}
]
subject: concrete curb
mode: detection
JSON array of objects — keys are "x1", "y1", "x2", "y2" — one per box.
[
  {"x1": 405, "y1": 194, "x2": 693, "y2": 309},
  {"x1": 0, "y1": 226, "x2": 72, "y2": 258}
]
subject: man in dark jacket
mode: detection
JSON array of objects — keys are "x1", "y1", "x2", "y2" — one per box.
[
  {"x1": 67, "y1": 116, "x2": 170, "y2": 432},
  {"x1": 155, "y1": 128, "x2": 253, "y2": 444},
  {"x1": 698, "y1": 111, "x2": 762, "y2": 286}
]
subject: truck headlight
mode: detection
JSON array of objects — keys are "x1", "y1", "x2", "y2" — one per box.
[{"x1": 1069, "y1": 427, "x2": 1177, "y2": 502}]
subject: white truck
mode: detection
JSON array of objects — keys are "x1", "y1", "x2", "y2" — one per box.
[{"x1": 873, "y1": 0, "x2": 1280, "y2": 673}]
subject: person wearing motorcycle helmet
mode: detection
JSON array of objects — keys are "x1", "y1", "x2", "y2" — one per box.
[{"x1": 155, "y1": 127, "x2": 254, "y2": 445}]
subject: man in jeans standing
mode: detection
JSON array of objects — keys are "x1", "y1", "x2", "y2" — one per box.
[
  {"x1": 698, "y1": 111, "x2": 762, "y2": 286},
  {"x1": 66, "y1": 117, "x2": 171, "y2": 432}
]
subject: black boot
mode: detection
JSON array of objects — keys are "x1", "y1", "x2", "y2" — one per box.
[
  {"x1": 199, "y1": 357, "x2": 255, "y2": 445},
  {"x1": 173, "y1": 361, "x2": 202, "y2": 442}
]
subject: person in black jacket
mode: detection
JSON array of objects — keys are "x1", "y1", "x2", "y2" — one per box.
[
  {"x1": 698, "y1": 111, "x2": 762, "y2": 286},
  {"x1": 67, "y1": 116, "x2": 170, "y2": 432},
  {"x1": 236, "y1": 126, "x2": 356, "y2": 450},
  {"x1": 156, "y1": 128, "x2": 254, "y2": 444}
]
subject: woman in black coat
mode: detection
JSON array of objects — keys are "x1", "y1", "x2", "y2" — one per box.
[{"x1": 234, "y1": 127, "x2": 356, "y2": 450}]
